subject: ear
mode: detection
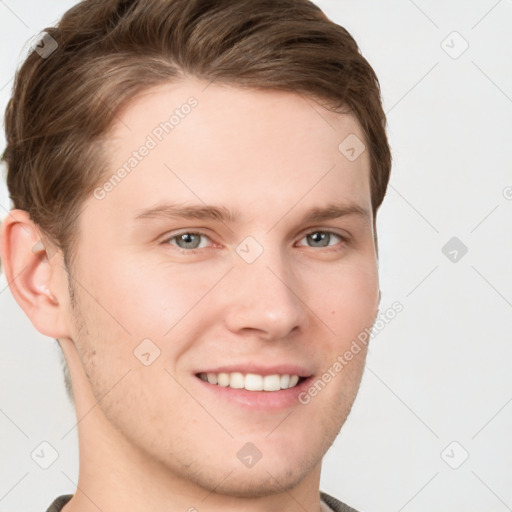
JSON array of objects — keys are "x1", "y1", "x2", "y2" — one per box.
[{"x1": 0, "y1": 209, "x2": 71, "y2": 338}]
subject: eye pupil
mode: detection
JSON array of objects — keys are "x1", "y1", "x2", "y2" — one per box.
[
  {"x1": 307, "y1": 232, "x2": 330, "y2": 247},
  {"x1": 177, "y1": 233, "x2": 201, "y2": 249}
]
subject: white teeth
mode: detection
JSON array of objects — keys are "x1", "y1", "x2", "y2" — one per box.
[
  {"x1": 245, "y1": 373, "x2": 263, "y2": 391},
  {"x1": 263, "y1": 374, "x2": 281, "y2": 391},
  {"x1": 217, "y1": 372, "x2": 230, "y2": 387},
  {"x1": 198, "y1": 372, "x2": 302, "y2": 391},
  {"x1": 230, "y1": 372, "x2": 245, "y2": 389}
]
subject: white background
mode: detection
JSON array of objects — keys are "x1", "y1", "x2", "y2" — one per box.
[{"x1": 1, "y1": 1, "x2": 511, "y2": 511}]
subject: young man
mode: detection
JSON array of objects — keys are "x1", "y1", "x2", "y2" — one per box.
[{"x1": 1, "y1": 0, "x2": 391, "y2": 510}]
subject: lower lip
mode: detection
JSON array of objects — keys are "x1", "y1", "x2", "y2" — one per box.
[{"x1": 194, "y1": 375, "x2": 314, "y2": 411}]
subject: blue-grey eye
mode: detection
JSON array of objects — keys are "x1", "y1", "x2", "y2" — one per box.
[
  {"x1": 172, "y1": 232, "x2": 206, "y2": 250},
  {"x1": 304, "y1": 231, "x2": 342, "y2": 248}
]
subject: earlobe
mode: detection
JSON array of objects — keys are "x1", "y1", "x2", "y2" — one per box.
[{"x1": 0, "y1": 209, "x2": 70, "y2": 338}]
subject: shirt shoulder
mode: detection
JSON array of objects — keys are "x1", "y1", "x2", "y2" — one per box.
[
  {"x1": 320, "y1": 491, "x2": 360, "y2": 512},
  {"x1": 46, "y1": 492, "x2": 354, "y2": 512},
  {"x1": 45, "y1": 495, "x2": 73, "y2": 512}
]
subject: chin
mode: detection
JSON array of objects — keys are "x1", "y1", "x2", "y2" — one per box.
[
  {"x1": 173, "y1": 439, "x2": 325, "y2": 499},
  {"x1": 194, "y1": 462, "x2": 312, "y2": 499}
]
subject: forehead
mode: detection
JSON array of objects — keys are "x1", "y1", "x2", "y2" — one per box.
[{"x1": 92, "y1": 79, "x2": 371, "y2": 225}]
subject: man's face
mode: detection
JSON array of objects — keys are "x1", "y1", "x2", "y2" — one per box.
[{"x1": 64, "y1": 79, "x2": 379, "y2": 495}]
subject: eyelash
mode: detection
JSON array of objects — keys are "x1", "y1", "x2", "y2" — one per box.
[{"x1": 162, "y1": 229, "x2": 348, "y2": 254}]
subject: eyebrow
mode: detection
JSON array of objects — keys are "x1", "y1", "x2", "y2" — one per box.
[{"x1": 133, "y1": 201, "x2": 371, "y2": 225}]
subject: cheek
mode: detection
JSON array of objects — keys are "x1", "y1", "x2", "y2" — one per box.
[
  {"x1": 84, "y1": 252, "x2": 228, "y2": 339},
  {"x1": 315, "y1": 259, "x2": 379, "y2": 339}
]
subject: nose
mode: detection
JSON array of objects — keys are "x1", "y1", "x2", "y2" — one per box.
[{"x1": 221, "y1": 247, "x2": 309, "y2": 341}]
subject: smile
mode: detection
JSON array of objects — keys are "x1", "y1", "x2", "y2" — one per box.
[{"x1": 197, "y1": 372, "x2": 303, "y2": 391}]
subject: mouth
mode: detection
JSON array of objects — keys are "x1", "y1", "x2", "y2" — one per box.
[
  {"x1": 195, "y1": 372, "x2": 306, "y2": 391},
  {"x1": 193, "y1": 368, "x2": 314, "y2": 411}
]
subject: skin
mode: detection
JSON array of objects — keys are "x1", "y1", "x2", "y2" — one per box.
[{"x1": 1, "y1": 79, "x2": 380, "y2": 512}]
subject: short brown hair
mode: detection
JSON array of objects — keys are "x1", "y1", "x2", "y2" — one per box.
[{"x1": 2, "y1": 0, "x2": 391, "y2": 267}]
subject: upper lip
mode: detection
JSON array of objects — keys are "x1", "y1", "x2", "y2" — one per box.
[{"x1": 195, "y1": 364, "x2": 313, "y2": 378}]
